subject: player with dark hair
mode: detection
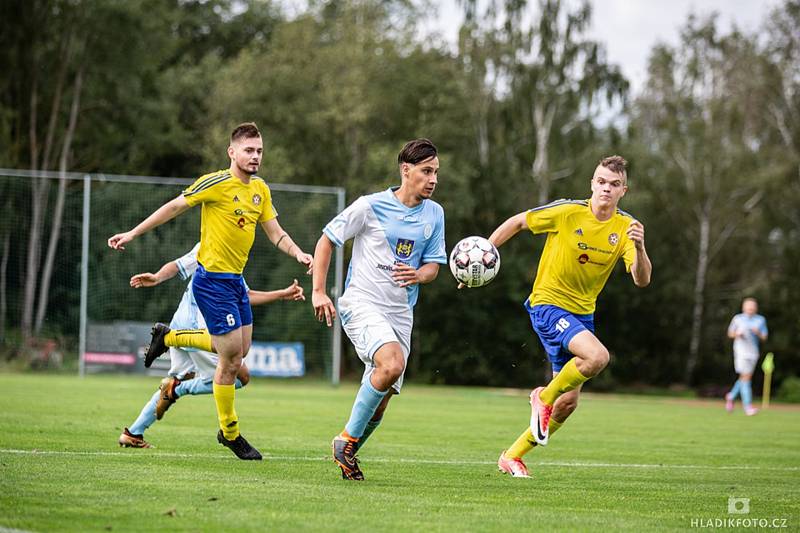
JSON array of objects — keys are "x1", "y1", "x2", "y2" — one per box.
[
  {"x1": 312, "y1": 139, "x2": 446, "y2": 480},
  {"x1": 109, "y1": 122, "x2": 313, "y2": 460},
  {"x1": 487, "y1": 155, "x2": 652, "y2": 477}
]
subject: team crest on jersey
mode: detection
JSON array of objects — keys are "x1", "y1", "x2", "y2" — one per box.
[
  {"x1": 252, "y1": 194, "x2": 262, "y2": 205},
  {"x1": 395, "y1": 239, "x2": 415, "y2": 259},
  {"x1": 608, "y1": 233, "x2": 619, "y2": 245}
]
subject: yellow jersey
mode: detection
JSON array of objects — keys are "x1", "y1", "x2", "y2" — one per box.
[
  {"x1": 182, "y1": 170, "x2": 277, "y2": 274},
  {"x1": 526, "y1": 199, "x2": 637, "y2": 314}
]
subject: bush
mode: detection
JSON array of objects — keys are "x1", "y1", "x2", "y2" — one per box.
[{"x1": 776, "y1": 375, "x2": 800, "y2": 403}]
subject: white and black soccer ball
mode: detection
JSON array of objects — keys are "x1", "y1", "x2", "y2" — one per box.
[{"x1": 449, "y1": 236, "x2": 500, "y2": 288}]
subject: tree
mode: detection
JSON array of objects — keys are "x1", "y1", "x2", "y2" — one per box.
[{"x1": 632, "y1": 16, "x2": 771, "y2": 384}]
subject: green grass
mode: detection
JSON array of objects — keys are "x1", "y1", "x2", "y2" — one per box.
[{"x1": 0, "y1": 374, "x2": 798, "y2": 532}]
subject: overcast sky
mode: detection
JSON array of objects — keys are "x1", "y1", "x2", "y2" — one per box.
[{"x1": 425, "y1": 0, "x2": 779, "y2": 93}]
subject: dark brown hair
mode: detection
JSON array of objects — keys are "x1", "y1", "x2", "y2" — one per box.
[
  {"x1": 398, "y1": 138, "x2": 438, "y2": 165},
  {"x1": 230, "y1": 122, "x2": 261, "y2": 144},
  {"x1": 599, "y1": 155, "x2": 628, "y2": 176}
]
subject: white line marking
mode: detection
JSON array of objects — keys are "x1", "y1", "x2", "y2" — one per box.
[{"x1": 0, "y1": 448, "x2": 796, "y2": 472}]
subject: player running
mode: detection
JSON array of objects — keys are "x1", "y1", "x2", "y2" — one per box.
[
  {"x1": 311, "y1": 139, "x2": 446, "y2": 480},
  {"x1": 109, "y1": 122, "x2": 312, "y2": 460},
  {"x1": 488, "y1": 155, "x2": 651, "y2": 478},
  {"x1": 119, "y1": 243, "x2": 305, "y2": 449}
]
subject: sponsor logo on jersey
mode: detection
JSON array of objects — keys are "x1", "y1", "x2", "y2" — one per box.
[
  {"x1": 252, "y1": 194, "x2": 262, "y2": 205},
  {"x1": 578, "y1": 253, "x2": 590, "y2": 264},
  {"x1": 395, "y1": 239, "x2": 414, "y2": 259},
  {"x1": 233, "y1": 195, "x2": 240, "y2": 202},
  {"x1": 608, "y1": 232, "x2": 619, "y2": 245},
  {"x1": 574, "y1": 228, "x2": 583, "y2": 236},
  {"x1": 424, "y1": 223, "x2": 433, "y2": 239},
  {"x1": 577, "y1": 242, "x2": 613, "y2": 255},
  {"x1": 237, "y1": 217, "x2": 246, "y2": 229}
]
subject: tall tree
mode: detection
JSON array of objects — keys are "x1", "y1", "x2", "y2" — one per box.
[{"x1": 633, "y1": 16, "x2": 770, "y2": 383}]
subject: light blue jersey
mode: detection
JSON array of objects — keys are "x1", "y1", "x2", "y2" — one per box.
[
  {"x1": 323, "y1": 187, "x2": 446, "y2": 313},
  {"x1": 728, "y1": 313, "x2": 768, "y2": 359}
]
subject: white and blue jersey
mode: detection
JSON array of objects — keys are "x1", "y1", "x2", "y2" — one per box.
[
  {"x1": 728, "y1": 313, "x2": 768, "y2": 359},
  {"x1": 323, "y1": 187, "x2": 447, "y2": 314}
]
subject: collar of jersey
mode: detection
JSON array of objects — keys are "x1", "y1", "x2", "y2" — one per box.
[{"x1": 387, "y1": 186, "x2": 425, "y2": 213}]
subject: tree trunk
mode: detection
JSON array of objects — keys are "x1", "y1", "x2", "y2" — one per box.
[
  {"x1": 35, "y1": 67, "x2": 84, "y2": 335},
  {"x1": 532, "y1": 103, "x2": 555, "y2": 205},
  {"x1": 21, "y1": 179, "x2": 48, "y2": 338},
  {"x1": 685, "y1": 206, "x2": 711, "y2": 384}
]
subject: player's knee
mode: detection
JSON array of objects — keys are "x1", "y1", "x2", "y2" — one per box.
[
  {"x1": 237, "y1": 367, "x2": 250, "y2": 386},
  {"x1": 385, "y1": 359, "x2": 405, "y2": 381},
  {"x1": 585, "y1": 346, "x2": 609, "y2": 375}
]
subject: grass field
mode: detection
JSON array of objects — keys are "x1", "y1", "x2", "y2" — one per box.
[{"x1": 1, "y1": 373, "x2": 798, "y2": 532}]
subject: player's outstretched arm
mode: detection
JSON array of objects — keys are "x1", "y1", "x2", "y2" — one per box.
[
  {"x1": 627, "y1": 220, "x2": 651, "y2": 287},
  {"x1": 488, "y1": 212, "x2": 528, "y2": 249},
  {"x1": 393, "y1": 262, "x2": 439, "y2": 288},
  {"x1": 130, "y1": 260, "x2": 180, "y2": 288},
  {"x1": 260, "y1": 218, "x2": 313, "y2": 274},
  {"x1": 108, "y1": 195, "x2": 191, "y2": 251},
  {"x1": 248, "y1": 279, "x2": 305, "y2": 306},
  {"x1": 311, "y1": 234, "x2": 336, "y2": 327}
]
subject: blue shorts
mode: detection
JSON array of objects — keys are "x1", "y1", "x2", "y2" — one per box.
[
  {"x1": 525, "y1": 300, "x2": 594, "y2": 372},
  {"x1": 192, "y1": 264, "x2": 252, "y2": 335}
]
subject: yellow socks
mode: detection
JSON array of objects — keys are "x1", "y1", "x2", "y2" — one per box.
[
  {"x1": 213, "y1": 383, "x2": 239, "y2": 440},
  {"x1": 540, "y1": 359, "x2": 589, "y2": 405},
  {"x1": 165, "y1": 328, "x2": 213, "y2": 352},
  {"x1": 506, "y1": 419, "x2": 564, "y2": 459}
]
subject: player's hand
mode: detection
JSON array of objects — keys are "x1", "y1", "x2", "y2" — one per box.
[
  {"x1": 392, "y1": 263, "x2": 420, "y2": 288},
  {"x1": 312, "y1": 290, "x2": 336, "y2": 327},
  {"x1": 130, "y1": 272, "x2": 160, "y2": 288},
  {"x1": 282, "y1": 279, "x2": 305, "y2": 301},
  {"x1": 296, "y1": 251, "x2": 313, "y2": 275},
  {"x1": 627, "y1": 220, "x2": 645, "y2": 250},
  {"x1": 108, "y1": 231, "x2": 135, "y2": 251},
  {"x1": 457, "y1": 282, "x2": 466, "y2": 289}
]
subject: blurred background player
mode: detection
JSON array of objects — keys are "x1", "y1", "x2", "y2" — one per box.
[
  {"x1": 109, "y1": 122, "x2": 313, "y2": 460},
  {"x1": 725, "y1": 297, "x2": 768, "y2": 416},
  {"x1": 311, "y1": 139, "x2": 446, "y2": 480},
  {"x1": 118, "y1": 243, "x2": 305, "y2": 448},
  {"x1": 486, "y1": 155, "x2": 651, "y2": 478}
]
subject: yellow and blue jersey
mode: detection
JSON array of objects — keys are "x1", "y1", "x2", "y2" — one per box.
[
  {"x1": 526, "y1": 199, "x2": 637, "y2": 314},
  {"x1": 182, "y1": 170, "x2": 277, "y2": 274}
]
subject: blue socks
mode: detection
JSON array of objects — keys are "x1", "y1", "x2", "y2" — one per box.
[
  {"x1": 355, "y1": 417, "x2": 383, "y2": 451},
  {"x1": 128, "y1": 390, "x2": 159, "y2": 436},
  {"x1": 175, "y1": 377, "x2": 242, "y2": 397},
  {"x1": 729, "y1": 380, "x2": 742, "y2": 400},
  {"x1": 344, "y1": 380, "x2": 388, "y2": 439},
  {"x1": 740, "y1": 380, "x2": 753, "y2": 408},
  {"x1": 128, "y1": 377, "x2": 243, "y2": 436}
]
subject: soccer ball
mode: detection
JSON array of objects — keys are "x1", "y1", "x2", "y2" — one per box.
[{"x1": 449, "y1": 236, "x2": 500, "y2": 288}]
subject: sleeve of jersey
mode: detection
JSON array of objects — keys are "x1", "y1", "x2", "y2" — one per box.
[
  {"x1": 182, "y1": 174, "x2": 224, "y2": 207},
  {"x1": 323, "y1": 197, "x2": 368, "y2": 248},
  {"x1": 258, "y1": 183, "x2": 278, "y2": 222},
  {"x1": 422, "y1": 206, "x2": 447, "y2": 264},
  {"x1": 175, "y1": 242, "x2": 201, "y2": 280},
  {"x1": 621, "y1": 238, "x2": 636, "y2": 272},
  {"x1": 525, "y1": 202, "x2": 568, "y2": 234},
  {"x1": 728, "y1": 317, "x2": 738, "y2": 335}
]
